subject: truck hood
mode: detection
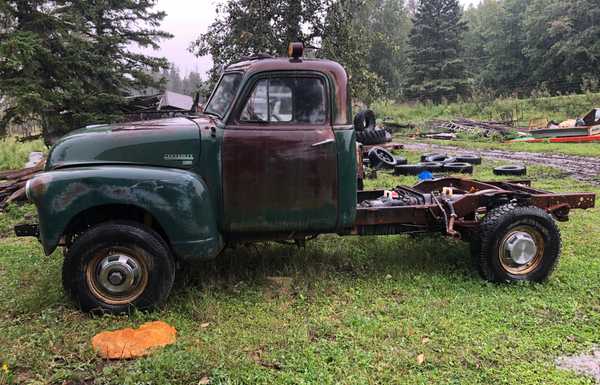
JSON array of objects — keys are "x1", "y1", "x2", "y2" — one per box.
[{"x1": 46, "y1": 117, "x2": 210, "y2": 170}]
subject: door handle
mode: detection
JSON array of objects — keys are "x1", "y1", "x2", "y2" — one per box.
[{"x1": 311, "y1": 138, "x2": 335, "y2": 147}]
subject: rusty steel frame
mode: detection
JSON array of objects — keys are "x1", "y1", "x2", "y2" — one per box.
[{"x1": 354, "y1": 177, "x2": 595, "y2": 237}]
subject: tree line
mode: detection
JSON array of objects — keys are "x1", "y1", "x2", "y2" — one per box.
[
  {"x1": 193, "y1": 0, "x2": 600, "y2": 104},
  {"x1": 1, "y1": 0, "x2": 599, "y2": 143}
]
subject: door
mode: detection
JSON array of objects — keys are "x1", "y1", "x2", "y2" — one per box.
[{"x1": 222, "y1": 74, "x2": 338, "y2": 233}]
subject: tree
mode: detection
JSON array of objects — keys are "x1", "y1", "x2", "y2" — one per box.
[
  {"x1": 463, "y1": 0, "x2": 531, "y2": 96},
  {"x1": 406, "y1": 0, "x2": 469, "y2": 102},
  {"x1": 366, "y1": 0, "x2": 412, "y2": 99},
  {"x1": 181, "y1": 71, "x2": 204, "y2": 96},
  {"x1": 190, "y1": 0, "x2": 325, "y2": 86},
  {"x1": 0, "y1": 0, "x2": 171, "y2": 144},
  {"x1": 524, "y1": 0, "x2": 600, "y2": 94},
  {"x1": 319, "y1": 0, "x2": 385, "y2": 106}
]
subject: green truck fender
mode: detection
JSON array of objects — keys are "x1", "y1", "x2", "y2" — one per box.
[{"x1": 27, "y1": 165, "x2": 224, "y2": 261}]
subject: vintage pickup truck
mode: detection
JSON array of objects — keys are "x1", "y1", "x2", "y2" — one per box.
[{"x1": 16, "y1": 43, "x2": 596, "y2": 313}]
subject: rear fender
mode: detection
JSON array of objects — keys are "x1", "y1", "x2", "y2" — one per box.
[{"x1": 27, "y1": 166, "x2": 223, "y2": 261}]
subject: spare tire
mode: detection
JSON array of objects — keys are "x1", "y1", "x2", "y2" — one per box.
[
  {"x1": 421, "y1": 153, "x2": 446, "y2": 162},
  {"x1": 455, "y1": 154, "x2": 482, "y2": 165},
  {"x1": 395, "y1": 156, "x2": 408, "y2": 165},
  {"x1": 354, "y1": 110, "x2": 377, "y2": 131},
  {"x1": 443, "y1": 162, "x2": 474, "y2": 174},
  {"x1": 356, "y1": 128, "x2": 387, "y2": 145},
  {"x1": 368, "y1": 146, "x2": 396, "y2": 169},
  {"x1": 394, "y1": 164, "x2": 426, "y2": 176},
  {"x1": 418, "y1": 161, "x2": 444, "y2": 172},
  {"x1": 493, "y1": 165, "x2": 527, "y2": 176}
]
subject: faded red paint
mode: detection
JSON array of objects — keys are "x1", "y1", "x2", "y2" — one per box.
[{"x1": 222, "y1": 125, "x2": 338, "y2": 232}]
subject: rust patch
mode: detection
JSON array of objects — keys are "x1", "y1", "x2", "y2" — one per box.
[{"x1": 53, "y1": 182, "x2": 90, "y2": 211}]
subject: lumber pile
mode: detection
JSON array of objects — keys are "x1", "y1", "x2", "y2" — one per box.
[
  {"x1": 426, "y1": 118, "x2": 514, "y2": 137},
  {"x1": 0, "y1": 160, "x2": 44, "y2": 210}
]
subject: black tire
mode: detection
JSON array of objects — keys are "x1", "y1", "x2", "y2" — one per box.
[
  {"x1": 475, "y1": 204, "x2": 561, "y2": 283},
  {"x1": 368, "y1": 146, "x2": 396, "y2": 169},
  {"x1": 356, "y1": 128, "x2": 387, "y2": 145},
  {"x1": 493, "y1": 165, "x2": 527, "y2": 176},
  {"x1": 62, "y1": 221, "x2": 176, "y2": 314},
  {"x1": 455, "y1": 154, "x2": 482, "y2": 165},
  {"x1": 394, "y1": 164, "x2": 425, "y2": 176},
  {"x1": 441, "y1": 157, "x2": 458, "y2": 164},
  {"x1": 394, "y1": 156, "x2": 408, "y2": 165},
  {"x1": 353, "y1": 110, "x2": 377, "y2": 131},
  {"x1": 420, "y1": 153, "x2": 446, "y2": 162},
  {"x1": 443, "y1": 162, "x2": 474, "y2": 174},
  {"x1": 418, "y1": 161, "x2": 444, "y2": 172},
  {"x1": 424, "y1": 154, "x2": 448, "y2": 162}
]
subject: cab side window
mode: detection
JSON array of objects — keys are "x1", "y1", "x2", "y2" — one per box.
[{"x1": 240, "y1": 77, "x2": 326, "y2": 124}]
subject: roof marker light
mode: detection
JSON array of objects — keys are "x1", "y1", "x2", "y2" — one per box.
[{"x1": 288, "y1": 42, "x2": 304, "y2": 60}]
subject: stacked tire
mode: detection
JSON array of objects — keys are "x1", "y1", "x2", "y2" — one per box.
[{"x1": 354, "y1": 110, "x2": 390, "y2": 145}]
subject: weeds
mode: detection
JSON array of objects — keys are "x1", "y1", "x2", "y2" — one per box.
[{"x1": 0, "y1": 141, "x2": 598, "y2": 384}]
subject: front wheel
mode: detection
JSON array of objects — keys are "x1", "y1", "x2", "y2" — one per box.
[
  {"x1": 62, "y1": 221, "x2": 175, "y2": 314},
  {"x1": 474, "y1": 204, "x2": 561, "y2": 282}
]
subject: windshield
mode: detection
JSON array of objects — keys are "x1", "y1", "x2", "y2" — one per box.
[{"x1": 205, "y1": 73, "x2": 242, "y2": 118}]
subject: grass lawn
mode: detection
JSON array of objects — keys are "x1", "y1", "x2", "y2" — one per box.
[
  {"x1": 412, "y1": 138, "x2": 600, "y2": 158},
  {"x1": 0, "y1": 144, "x2": 599, "y2": 384}
]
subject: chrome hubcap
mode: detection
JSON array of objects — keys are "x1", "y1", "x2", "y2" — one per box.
[
  {"x1": 502, "y1": 231, "x2": 538, "y2": 265},
  {"x1": 96, "y1": 254, "x2": 142, "y2": 295}
]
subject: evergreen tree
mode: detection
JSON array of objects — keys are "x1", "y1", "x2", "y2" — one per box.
[
  {"x1": 406, "y1": 0, "x2": 469, "y2": 102},
  {"x1": 0, "y1": 0, "x2": 171, "y2": 144}
]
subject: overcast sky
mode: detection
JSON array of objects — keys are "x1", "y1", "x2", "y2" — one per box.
[{"x1": 140, "y1": 0, "x2": 482, "y2": 78}]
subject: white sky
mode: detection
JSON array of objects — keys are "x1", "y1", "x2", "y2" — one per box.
[{"x1": 140, "y1": 0, "x2": 482, "y2": 79}]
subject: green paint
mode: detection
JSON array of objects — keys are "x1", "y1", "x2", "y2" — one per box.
[
  {"x1": 334, "y1": 126, "x2": 357, "y2": 230},
  {"x1": 46, "y1": 118, "x2": 200, "y2": 170},
  {"x1": 28, "y1": 166, "x2": 223, "y2": 260}
]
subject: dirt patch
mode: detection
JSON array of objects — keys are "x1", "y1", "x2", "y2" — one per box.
[
  {"x1": 556, "y1": 350, "x2": 600, "y2": 383},
  {"x1": 404, "y1": 143, "x2": 600, "y2": 186}
]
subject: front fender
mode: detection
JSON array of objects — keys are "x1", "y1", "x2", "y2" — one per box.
[{"x1": 27, "y1": 166, "x2": 223, "y2": 261}]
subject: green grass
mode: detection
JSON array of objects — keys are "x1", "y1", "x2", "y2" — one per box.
[
  {"x1": 1, "y1": 144, "x2": 599, "y2": 384},
  {"x1": 373, "y1": 92, "x2": 600, "y2": 127},
  {"x1": 0, "y1": 138, "x2": 46, "y2": 170},
  {"x1": 412, "y1": 138, "x2": 600, "y2": 158}
]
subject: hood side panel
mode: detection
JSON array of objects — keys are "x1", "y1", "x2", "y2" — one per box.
[{"x1": 47, "y1": 118, "x2": 202, "y2": 170}]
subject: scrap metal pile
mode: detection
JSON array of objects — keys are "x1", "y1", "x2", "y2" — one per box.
[
  {"x1": 0, "y1": 154, "x2": 44, "y2": 210},
  {"x1": 514, "y1": 108, "x2": 600, "y2": 143}
]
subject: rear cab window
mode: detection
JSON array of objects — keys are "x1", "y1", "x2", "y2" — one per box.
[{"x1": 240, "y1": 77, "x2": 327, "y2": 124}]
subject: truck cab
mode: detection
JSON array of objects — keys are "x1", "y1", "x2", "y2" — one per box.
[{"x1": 197, "y1": 47, "x2": 357, "y2": 237}]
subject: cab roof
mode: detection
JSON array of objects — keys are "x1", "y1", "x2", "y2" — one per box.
[{"x1": 226, "y1": 57, "x2": 347, "y2": 78}]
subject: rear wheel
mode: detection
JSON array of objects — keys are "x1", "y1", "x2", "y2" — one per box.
[
  {"x1": 475, "y1": 204, "x2": 561, "y2": 282},
  {"x1": 62, "y1": 221, "x2": 175, "y2": 314}
]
